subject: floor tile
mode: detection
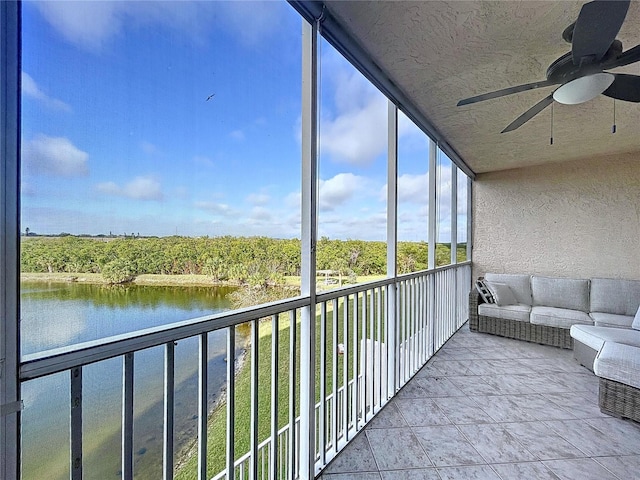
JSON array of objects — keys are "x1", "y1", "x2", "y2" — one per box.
[
  {"x1": 379, "y1": 468, "x2": 440, "y2": 480},
  {"x1": 477, "y1": 375, "x2": 534, "y2": 395},
  {"x1": 448, "y1": 376, "x2": 500, "y2": 396},
  {"x1": 544, "y1": 419, "x2": 636, "y2": 456},
  {"x1": 593, "y1": 454, "x2": 640, "y2": 479},
  {"x1": 413, "y1": 425, "x2": 485, "y2": 467},
  {"x1": 321, "y1": 473, "x2": 382, "y2": 480},
  {"x1": 542, "y1": 392, "x2": 603, "y2": 419},
  {"x1": 458, "y1": 423, "x2": 537, "y2": 463},
  {"x1": 491, "y1": 461, "x2": 561, "y2": 479},
  {"x1": 365, "y1": 428, "x2": 432, "y2": 470},
  {"x1": 433, "y1": 396, "x2": 494, "y2": 425},
  {"x1": 323, "y1": 432, "x2": 378, "y2": 474},
  {"x1": 502, "y1": 421, "x2": 584, "y2": 460},
  {"x1": 437, "y1": 465, "x2": 502, "y2": 480},
  {"x1": 366, "y1": 402, "x2": 408, "y2": 429},
  {"x1": 542, "y1": 458, "x2": 619, "y2": 480},
  {"x1": 468, "y1": 394, "x2": 536, "y2": 422},
  {"x1": 584, "y1": 416, "x2": 640, "y2": 445},
  {"x1": 395, "y1": 398, "x2": 452, "y2": 426},
  {"x1": 507, "y1": 394, "x2": 576, "y2": 421}
]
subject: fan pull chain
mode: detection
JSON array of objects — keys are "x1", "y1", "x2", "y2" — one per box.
[
  {"x1": 612, "y1": 99, "x2": 617, "y2": 134},
  {"x1": 550, "y1": 102, "x2": 554, "y2": 145}
]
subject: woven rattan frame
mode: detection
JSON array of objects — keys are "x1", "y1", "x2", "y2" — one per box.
[
  {"x1": 469, "y1": 288, "x2": 573, "y2": 349},
  {"x1": 599, "y1": 377, "x2": 640, "y2": 423}
]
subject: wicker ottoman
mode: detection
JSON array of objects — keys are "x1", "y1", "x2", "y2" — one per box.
[{"x1": 594, "y1": 341, "x2": 640, "y2": 423}]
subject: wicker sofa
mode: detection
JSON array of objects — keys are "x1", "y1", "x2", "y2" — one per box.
[{"x1": 470, "y1": 274, "x2": 640, "y2": 350}]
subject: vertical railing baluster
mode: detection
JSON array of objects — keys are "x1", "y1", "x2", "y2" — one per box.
[
  {"x1": 270, "y1": 314, "x2": 279, "y2": 480},
  {"x1": 331, "y1": 298, "x2": 338, "y2": 453},
  {"x1": 288, "y1": 309, "x2": 296, "y2": 478},
  {"x1": 250, "y1": 319, "x2": 259, "y2": 480},
  {"x1": 360, "y1": 290, "x2": 367, "y2": 427},
  {"x1": 368, "y1": 288, "x2": 374, "y2": 419},
  {"x1": 319, "y1": 302, "x2": 327, "y2": 464},
  {"x1": 376, "y1": 286, "x2": 383, "y2": 409},
  {"x1": 122, "y1": 353, "x2": 134, "y2": 480},
  {"x1": 70, "y1": 367, "x2": 83, "y2": 480},
  {"x1": 226, "y1": 327, "x2": 236, "y2": 480},
  {"x1": 352, "y1": 293, "x2": 359, "y2": 430},
  {"x1": 342, "y1": 295, "x2": 349, "y2": 440},
  {"x1": 164, "y1": 342, "x2": 175, "y2": 480},
  {"x1": 198, "y1": 334, "x2": 208, "y2": 480}
]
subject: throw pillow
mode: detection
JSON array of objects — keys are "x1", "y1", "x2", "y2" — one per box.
[
  {"x1": 475, "y1": 279, "x2": 494, "y2": 304},
  {"x1": 486, "y1": 281, "x2": 518, "y2": 306},
  {"x1": 633, "y1": 305, "x2": 640, "y2": 330}
]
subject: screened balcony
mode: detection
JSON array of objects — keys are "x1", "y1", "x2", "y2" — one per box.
[{"x1": 2, "y1": 1, "x2": 639, "y2": 480}]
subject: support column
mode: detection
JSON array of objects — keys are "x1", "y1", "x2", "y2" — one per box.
[
  {"x1": 386, "y1": 101, "x2": 397, "y2": 398},
  {"x1": 0, "y1": 3, "x2": 21, "y2": 480},
  {"x1": 300, "y1": 18, "x2": 318, "y2": 480}
]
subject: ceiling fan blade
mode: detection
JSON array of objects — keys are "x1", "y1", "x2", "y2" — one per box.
[
  {"x1": 602, "y1": 74, "x2": 640, "y2": 102},
  {"x1": 501, "y1": 94, "x2": 554, "y2": 133},
  {"x1": 571, "y1": 0, "x2": 630, "y2": 65},
  {"x1": 602, "y1": 44, "x2": 640, "y2": 69},
  {"x1": 457, "y1": 80, "x2": 556, "y2": 106}
]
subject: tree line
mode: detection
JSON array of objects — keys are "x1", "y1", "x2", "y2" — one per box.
[{"x1": 20, "y1": 236, "x2": 466, "y2": 284}]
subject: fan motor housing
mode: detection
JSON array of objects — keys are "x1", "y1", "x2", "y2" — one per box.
[{"x1": 547, "y1": 40, "x2": 623, "y2": 83}]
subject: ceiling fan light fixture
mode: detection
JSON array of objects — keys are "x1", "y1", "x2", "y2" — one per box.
[{"x1": 552, "y1": 73, "x2": 615, "y2": 105}]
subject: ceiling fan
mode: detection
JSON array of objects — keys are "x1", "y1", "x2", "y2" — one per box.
[{"x1": 457, "y1": 0, "x2": 640, "y2": 133}]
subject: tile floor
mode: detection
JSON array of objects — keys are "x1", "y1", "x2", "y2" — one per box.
[{"x1": 318, "y1": 323, "x2": 640, "y2": 480}]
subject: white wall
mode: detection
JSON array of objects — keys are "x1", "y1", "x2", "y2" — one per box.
[{"x1": 472, "y1": 153, "x2": 640, "y2": 280}]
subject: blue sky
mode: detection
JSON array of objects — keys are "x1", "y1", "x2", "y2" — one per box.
[{"x1": 21, "y1": 0, "x2": 466, "y2": 242}]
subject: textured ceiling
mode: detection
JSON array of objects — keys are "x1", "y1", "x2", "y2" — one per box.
[{"x1": 324, "y1": 1, "x2": 640, "y2": 173}]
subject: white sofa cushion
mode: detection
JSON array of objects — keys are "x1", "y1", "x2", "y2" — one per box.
[
  {"x1": 478, "y1": 303, "x2": 531, "y2": 322},
  {"x1": 531, "y1": 276, "x2": 590, "y2": 312},
  {"x1": 485, "y1": 282, "x2": 518, "y2": 306},
  {"x1": 530, "y1": 306, "x2": 592, "y2": 329},
  {"x1": 590, "y1": 312, "x2": 634, "y2": 329},
  {"x1": 594, "y1": 342, "x2": 640, "y2": 390},
  {"x1": 633, "y1": 305, "x2": 640, "y2": 331},
  {"x1": 484, "y1": 273, "x2": 532, "y2": 305},
  {"x1": 570, "y1": 324, "x2": 640, "y2": 351},
  {"x1": 590, "y1": 278, "x2": 640, "y2": 316}
]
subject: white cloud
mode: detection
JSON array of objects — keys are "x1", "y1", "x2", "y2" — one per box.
[
  {"x1": 193, "y1": 155, "x2": 214, "y2": 167},
  {"x1": 21, "y1": 72, "x2": 71, "y2": 112},
  {"x1": 229, "y1": 130, "x2": 245, "y2": 141},
  {"x1": 194, "y1": 200, "x2": 234, "y2": 217},
  {"x1": 319, "y1": 173, "x2": 367, "y2": 211},
  {"x1": 34, "y1": 1, "x2": 126, "y2": 51},
  {"x1": 22, "y1": 135, "x2": 89, "y2": 177},
  {"x1": 319, "y1": 52, "x2": 388, "y2": 166},
  {"x1": 140, "y1": 141, "x2": 161, "y2": 155},
  {"x1": 97, "y1": 175, "x2": 163, "y2": 201},
  {"x1": 34, "y1": 1, "x2": 288, "y2": 52},
  {"x1": 246, "y1": 192, "x2": 270, "y2": 206},
  {"x1": 397, "y1": 173, "x2": 429, "y2": 204}
]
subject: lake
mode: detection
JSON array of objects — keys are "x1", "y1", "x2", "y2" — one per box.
[{"x1": 20, "y1": 281, "x2": 238, "y2": 480}]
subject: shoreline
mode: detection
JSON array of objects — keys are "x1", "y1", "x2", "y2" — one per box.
[{"x1": 20, "y1": 272, "x2": 241, "y2": 288}]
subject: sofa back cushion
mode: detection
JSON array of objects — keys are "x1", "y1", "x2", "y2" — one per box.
[
  {"x1": 484, "y1": 273, "x2": 532, "y2": 305},
  {"x1": 531, "y1": 276, "x2": 590, "y2": 312},
  {"x1": 590, "y1": 278, "x2": 640, "y2": 316}
]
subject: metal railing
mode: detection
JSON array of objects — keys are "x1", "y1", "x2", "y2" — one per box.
[{"x1": 19, "y1": 262, "x2": 470, "y2": 480}]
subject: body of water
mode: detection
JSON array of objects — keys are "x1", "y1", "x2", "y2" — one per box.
[{"x1": 20, "y1": 281, "x2": 238, "y2": 480}]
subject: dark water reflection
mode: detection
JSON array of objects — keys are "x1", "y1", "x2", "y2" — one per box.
[{"x1": 20, "y1": 282, "x2": 239, "y2": 480}]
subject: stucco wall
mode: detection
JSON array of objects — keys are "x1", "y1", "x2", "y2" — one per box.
[{"x1": 472, "y1": 153, "x2": 640, "y2": 281}]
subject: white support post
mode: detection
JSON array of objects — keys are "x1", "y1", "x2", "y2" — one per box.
[
  {"x1": 0, "y1": 3, "x2": 21, "y2": 479},
  {"x1": 467, "y1": 176, "x2": 473, "y2": 263},
  {"x1": 428, "y1": 140, "x2": 437, "y2": 270},
  {"x1": 300, "y1": 18, "x2": 318, "y2": 480},
  {"x1": 451, "y1": 166, "x2": 458, "y2": 265},
  {"x1": 427, "y1": 141, "x2": 437, "y2": 354},
  {"x1": 386, "y1": 100, "x2": 397, "y2": 398}
]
